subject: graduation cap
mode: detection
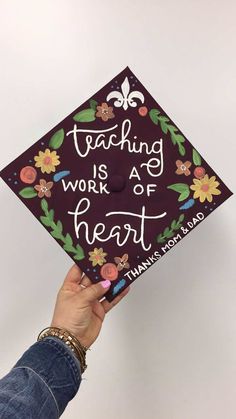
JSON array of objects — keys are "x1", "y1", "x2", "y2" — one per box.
[{"x1": 0, "y1": 67, "x2": 232, "y2": 302}]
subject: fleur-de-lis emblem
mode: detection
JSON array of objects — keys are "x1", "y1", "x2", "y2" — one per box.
[
  {"x1": 114, "y1": 253, "x2": 130, "y2": 271},
  {"x1": 106, "y1": 77, "x2": 144, "y2": 111}
]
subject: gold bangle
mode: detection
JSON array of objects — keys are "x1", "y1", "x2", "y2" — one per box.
[{"x1": 37, "y1": 327, "x2": 88, "y2": 374}]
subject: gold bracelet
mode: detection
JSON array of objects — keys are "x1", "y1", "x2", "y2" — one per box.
[{"x1": 37, "y1": 327, "x2": 88, "y2": 374}]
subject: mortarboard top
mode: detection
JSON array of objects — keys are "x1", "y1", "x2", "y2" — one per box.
[{"x1": 0, "y1": 67, "x2": 233, "y2": 302}]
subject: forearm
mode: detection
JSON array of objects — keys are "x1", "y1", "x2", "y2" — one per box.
[{"x1": 0, "y1": 337, "x2": 82, "y2": 418}]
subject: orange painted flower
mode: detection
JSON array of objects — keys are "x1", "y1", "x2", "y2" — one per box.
[
  {"x1": 190, "y1": 174, "x2": 221, "y2": 202},
  {"x1": 34, "y1": 179, "x2": 53, "y2": 198},
  {"x1": 100, "y1": 263, "x2": 118, "y2": 281},
  {"x1": 88, "y1": 247, "x2": 107, "y2": 267},
  {"x1": 114, "y1": 253, "x2": 130, "y2": 271},
  {"x1": 20, "y1": 166, "x2": 37, "y2": 184},
  {"x1": 175, "y1": 160, "x2": 192, "y2": 176},
  {"x1": 96, "y1": 103, "x2": 114, "y2": 122},
  {"x1": 34, "y1": 149, "x2": 60, "y2": 174}
]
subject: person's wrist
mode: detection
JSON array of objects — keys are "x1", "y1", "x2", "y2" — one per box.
[
  {"x1": 38, "y1": 326, "x2": 88, "y2": 374},
  {"x1": 50, "y1": 322, "x2": 90, "y2": 348}
]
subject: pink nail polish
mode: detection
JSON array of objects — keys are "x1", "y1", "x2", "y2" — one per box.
[{"x1": 101, "y1": 279, "x2": 111, "y2": 288}]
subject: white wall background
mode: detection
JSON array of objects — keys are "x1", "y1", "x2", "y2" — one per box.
[{"x1": 0, "y1": 1, "x2": 235, "y2": 418}]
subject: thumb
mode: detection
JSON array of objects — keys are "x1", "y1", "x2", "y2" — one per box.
[{"x1": 81, "y1": 279, "x2": 111, "y2": 303}]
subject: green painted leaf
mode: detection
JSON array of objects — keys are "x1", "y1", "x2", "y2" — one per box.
[
  {"x1": 48, "y1": 209, "x2": 54, "y2": 221},
  {"x1": 149, "y1": 109, "x2": 160, "y2": 125},
  {"x1": 159, "y1": 116, "x2": 169, "y2": 123},
  {"x1": 192, "y1": 148, "x2": 202, "y2": 166},
  {"x1": 175, "y1": 134, "x2": 185, "y2": 143},
  {"x1": 73, "y1": 108, "x2": 96, "y2": 122},
  {"x1": 171, "y1": 219, "x2": 177, "y2": 229},
  {"x1": 157, "y1": 214, "x2": 185, "y2": 244},
  {"x1": 49, "y1": 129, "x2": 64, "y2": 150},
  {"x1": 157, "y1": 233, "x2": 164, "y2": 243},
  {"x1": 19, "y1": 187, "x2": 37, "y2": 198},
  {"x1": 74, "y1": 253, "x2": 84, "y2": 260},
  {"x1": 40, "y1": 216, "x2": 51, "y2": 227},
  {"x1": 65, "y1": 233, "x2": 73, "y2": 247},
  {"x1": 89, "y1": 99, "x2": 98, "y2": 111},
  {"x1": 167, "y1": 183, "x2": 189, "y2": 193},
  {"x1": 171, "y1": 133, "x2": 185, "y2": 153},
  {"x1": 63, "y1": 243, "x2": 75, "y2": 252},
  {"x1": 73, "y1": 244, "x2": 85, "y2": 260},
  {"x1": 74, "y1": 254, "x2": 83, "y2": 261},
  {"x1": 165, "y1": 230, "x2": 175, "y2": 239},
  {"x1": 57, "y1": 220, "x2": 63, "y2": 233},
  {"x1": 178, "y1": 143, "x2": 186, "y2": 156},
  {"x1": 171, "y1": 125, "x2": 178, "y2": 133},
  {"x1": 157, "y1": 234, "x2": 165, "y2": 244},
  {"x1": 41, "y1": 198, "x2": 48, "y2": 213},
  {"x1": 50, "y1": 230, "x2": 62, "y2": 239},
  {"x1": 149, "y1": 109, "x2": 186, "y2": 156},
  {"x1": 179, "y1": 214, "x2": 185, "y2": 223},
  {"x1": 178, "y1": 188, "x2": 190, "y2": 201},
  {"x1": 39, "y1": 200, "x2": 85, "y2": 259},
  {"x1": 164, "y1": 227, "x2": 171, "y2": 236},
  {"x1": 160, "y1": 121, "x2": 168, "y2": 134},
  {"x1": 170, "y1": 133, "x2": 177, "y2": 145}
]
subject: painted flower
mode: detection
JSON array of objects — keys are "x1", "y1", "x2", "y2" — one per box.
[
  {"x1": 88, "y1": 247, "x2": 107, "y2": 267},
  {"x1": 20, "y1": 166, "x2": 37, "y2": 184},
  {"x1": 34, "y1": 179, "x2": 53, "y2": 198},
  {"x1": 114, "y1": 253, "x2": 130, "y2": 271},
  {"x1": 34, "y1": 149, "x2": 60, "y2": 174},
  {"x1": 194, "y1": 166, "x2": 206, "y2": 179},
  {"x1": 190, "y1": 174, "x2": 221, "y2": 203},
  {"x1": 138, "y1": 106, "x2": 148, "y2": 116},
  {"x1": 175, "y1": 160, "x2": 192, "y2": 176},
  {"x1": 100, "y1": 263, "x2": 118, "y2": 281},
  {"x1": 96, "y1": 103, "x2": 115, "y2": 122}
]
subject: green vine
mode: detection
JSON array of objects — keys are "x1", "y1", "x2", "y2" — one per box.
[
  {"x1": 149, "y1": 109, "x2": 186, "y2": 156},
  {"x1": 157, "y1": 214, "x2": 185, "y2": 243},
  {"x1": 40, "y1": 199, "x2": 85, "y2": 260}
]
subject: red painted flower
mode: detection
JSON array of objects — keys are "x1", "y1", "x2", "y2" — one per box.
[
  {"x1": 20, "y1": 166, "x2": 37, "y2": 184},
  {"x1": 138, "y1": 106, "x2": 148, "y2": 116},
  {"x1": 194, "y1": 166, "x2": 206, "y2": 179}
]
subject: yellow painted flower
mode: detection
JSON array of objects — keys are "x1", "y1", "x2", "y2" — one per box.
[
  {"x1": 88, "y1": 247, "x2": 107, "y2": 267},
  {"x1": 34, "y1": 148, "x2": 60, "y2": 174},
  {"x1": 190, "y1": 174, "x2": 221, "y2": 203}
]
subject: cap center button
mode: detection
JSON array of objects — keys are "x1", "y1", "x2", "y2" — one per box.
[{"x1": 107, "y1": 174, "x2": 126, "y2": 192}]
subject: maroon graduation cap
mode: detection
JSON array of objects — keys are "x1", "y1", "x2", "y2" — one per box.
[{"x1": 0, "y1": 67, "x2": 232, "y2": 301}]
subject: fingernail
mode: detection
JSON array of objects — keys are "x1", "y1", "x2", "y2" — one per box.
[{"x1": 101, "y1": 279, "x2": 111, "y2": 288}]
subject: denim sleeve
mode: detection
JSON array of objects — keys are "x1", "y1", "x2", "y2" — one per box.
[{"x1": 0, "y1": 337, "x2": 82, "y2": 418}]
